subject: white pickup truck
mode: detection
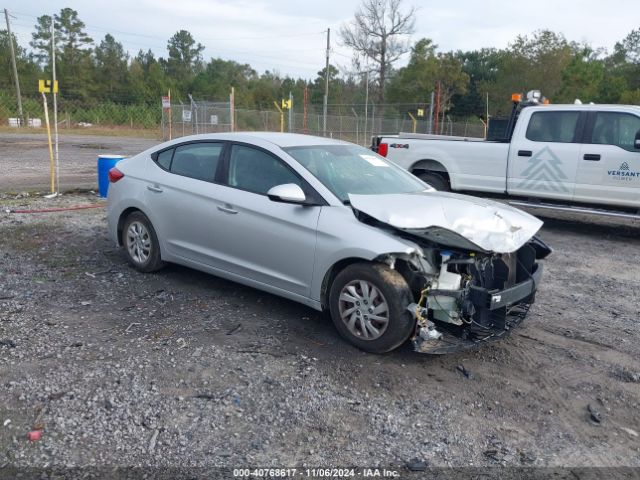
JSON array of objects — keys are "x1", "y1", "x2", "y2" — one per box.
[{"x1": 373, "y1": 102, "x2": 640, "y2": 214}]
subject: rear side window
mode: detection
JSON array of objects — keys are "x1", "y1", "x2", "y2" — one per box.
[
  {"x1": 156, "y1": 149, "x2": 173, "y2": 170},
  {"x1": 169, "y1": 143, "x2": 223, "y2": 182},
  {"x1": 526, "y1": 111, "x2": 580, "y2": 143},
  {"x1": 590, "y1": 112, "x2": 640, "y2": 151},
  {"x1": 227, "y1": 144, "x2": 302, "y2": 195}
]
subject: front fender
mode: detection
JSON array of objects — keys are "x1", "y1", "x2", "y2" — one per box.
[{"x1": 310, "y1": 206, "x2": 421, "y2": 302}]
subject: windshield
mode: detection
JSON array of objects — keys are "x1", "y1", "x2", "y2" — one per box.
[{"x1": 283, "y1": 144, "x2": 428, "y2": 203}]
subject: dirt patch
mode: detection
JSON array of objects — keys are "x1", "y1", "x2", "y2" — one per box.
[
  {"x1": 0, "y1": 132, "x2": 158, "y2": 193},
  {"x1": 0, "y1": 193, "x2": 639, "y2": 471}
]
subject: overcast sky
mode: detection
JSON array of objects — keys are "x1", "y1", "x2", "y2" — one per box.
[{"x1": 4, "y1": 0, "x2": 639, "y2": 79}]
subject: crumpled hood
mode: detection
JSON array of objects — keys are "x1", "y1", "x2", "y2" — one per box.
[{"x1": 349, "y1": 191, "x2": 543, "y2": 253}]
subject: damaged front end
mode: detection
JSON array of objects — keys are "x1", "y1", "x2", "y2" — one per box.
[
  {"x1": 399, "y1": 238, "x2": 550, "y2": 354},
  {"x1": 350, "y1": 192, "x2": 552, "y2": 354}
]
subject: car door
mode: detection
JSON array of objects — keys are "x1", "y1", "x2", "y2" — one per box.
[
  {"x1": 507, "y1": 109, "x2": 583, "y2": 201},
  {"x1": 143, "y1": 141, "x2": 230, "y2": 266},
  {"x1": 575, "y1": 111, "x2": 640, "y2": 208},
  {"x1": 207, "y1": 143, "x2": 323, "y2": 297}
]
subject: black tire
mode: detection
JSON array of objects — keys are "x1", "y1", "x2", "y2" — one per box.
[
  {"x1": 418, "y1": 172, "x2": 450, "y2": 191},
  {"x1": 329, "y1": 262, "x2": 415, "y2": 353},
  {"x1": 121, "y1": 211, "x2": 165, "y2": 273}
]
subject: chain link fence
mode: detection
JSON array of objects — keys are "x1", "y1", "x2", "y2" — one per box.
[
  {"x1": 1, "y1": 92, "x2": 485, "y2": 142},
  {"x1": 164, "y1": 101, "x2": 485, "y2": 145}
]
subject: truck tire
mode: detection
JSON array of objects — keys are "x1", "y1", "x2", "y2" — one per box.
[{"x1": 418, "y1": 172, "x2": 449, "y2": 191}]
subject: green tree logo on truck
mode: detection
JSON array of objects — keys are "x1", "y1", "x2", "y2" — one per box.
[{"x1": 519, "y1": 147, "x2": 570, "y2": 193}]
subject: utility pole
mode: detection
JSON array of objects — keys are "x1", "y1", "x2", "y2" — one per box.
[
  {"x1": 364, "y1": 70, "x2": 369, "y2": 144},
  {"x1": 322, "y1": 28, "x2": 330, "y2": 136},
  {"x1": 4, "y1": 9, "x2": 24, "y2": 126},
  {"x1": 51, "y1": 15, "x2": 60, "y2": 194}
]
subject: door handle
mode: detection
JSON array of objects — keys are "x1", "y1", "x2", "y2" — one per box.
[
  {"x1": 518, "y1": 150, "x2": 532, "y2": 157},
  {"x1": 583, "y1": 153, "x2": 601, "y2": 161},
  {"x1": 217, "y1": 205, "x2": 238, "y2": 214},
  {"x1": 146, "y1": 185, "x2": 163, "y2": 193}
]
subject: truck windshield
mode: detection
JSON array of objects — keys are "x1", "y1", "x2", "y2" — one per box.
[{"x1": 283, "y1": 144, "x2": 428, "y2": 203}]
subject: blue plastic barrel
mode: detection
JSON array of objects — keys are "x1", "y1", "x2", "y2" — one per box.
[{"x1": 97, "y1": 154, "x2": 125, "y2": 198}]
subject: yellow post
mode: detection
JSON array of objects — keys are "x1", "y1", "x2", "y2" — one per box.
[
  {"x1": 42, "y1": 92, "x2": 55, "y2": 194},
  {"x1": 168, "y1": 89, "x2": 172, "y2": 140},
  {"x1": 479, "y1": 118, "x2": 487, "y2": 139},
  {"x1": 408, "y1": 112, "x2": 417, "y2": 134},
  {"x1": 273, "y1": 101, "x2": 284, "y2": 133}
]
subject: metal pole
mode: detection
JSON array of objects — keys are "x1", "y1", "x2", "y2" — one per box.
[
  {"x1": 230, "y1": 87, "x2": 235, "y2": 132},
  {"x1": 42, "y1": 93, "x2": 54, "y2": 194},
  {"x1": 371, "y1": 103, "x2": 375, "y2": 137},
  {"x1": 168, "y1": 89, "x2": 172, "y2": 140},
  {"x1": 4, "y1": 9, "x2": 24, "y2": 126},
  {"x1": 428, "y1": 91, "x2": 434, "y2": 134},
  {"x1": 51, "y1": 15, "x2": 59, "y2": 193},
  {"x1": 322, "y1": 28, "x2": 330, "y2": 136},
  {"x1": 364, "y1": 70, "x2": 369, "y2": 143},
  {"x1": 303, "y1": 86, "x2": 308, "y2": 133},
  {"x1": 188, "y1": 94, "x2": 196, "y2": 134},
  {"x1": 288, "y1": 91, "x2": 293, "y2": 133},
  {"x1": 351, "y1": 108, "x2": 359, "y2": 145}
]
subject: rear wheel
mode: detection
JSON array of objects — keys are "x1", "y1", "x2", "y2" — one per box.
[
  {"x1": 121, "y1": 211, "x2": 165, "y2": 272},
  {"x1": 418, "y1": 172, "x2": 449, "y2": 191},
  {"x1": 329, "y1": 263, "x2": 415, "y2": 353}
]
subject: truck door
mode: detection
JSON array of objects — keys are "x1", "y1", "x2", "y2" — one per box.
[
  {"x1": 507, "y1": 109, "x2": 583, "y2": 201},
  {"x1": 575, "y1": 111, "x2": 640, "y2": 209}
]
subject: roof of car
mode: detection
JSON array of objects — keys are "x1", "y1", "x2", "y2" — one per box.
[{"x1": 170, "y1": 132, "x2": 353, "y2": 148}]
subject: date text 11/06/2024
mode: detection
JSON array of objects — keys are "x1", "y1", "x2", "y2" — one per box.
[{"x1": 232, "y1": 468, "x2": 401, "y2": 478}]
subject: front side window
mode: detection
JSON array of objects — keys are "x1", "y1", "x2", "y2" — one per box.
[
  {"x1": 284, "y1": 144, "x2": 426, "y2": 203},
  {"x1": 170, "y1": 143, "x2": 223, "y2": 182},
  {"x1": 590, "y1": 112, "x2": 640, "y2": 151},
  {"x1": 227, "y1": 144, "x2": 302, "y2": 195},
  {"x1": 525, "y1": 111, "x2": 580, "y2": 143}
]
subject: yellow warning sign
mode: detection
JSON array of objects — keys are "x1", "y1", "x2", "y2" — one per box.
[
  {"x1": 38, "y1": 79, "x2": 59, "y2": 94},
  {"x1": 417, "y1": 108, "x2": 425, "y2": 117},
  {"x1": 281, "y1": 99, "x2": 292, "y2": 109}
]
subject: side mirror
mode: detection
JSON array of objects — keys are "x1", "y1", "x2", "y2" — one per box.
[
  {"x1": 267, "y1": 183, "x2": 307, "y2": 204},
  {"x1": 635, "y1": 130, "x2": 640, "y2": 149}
]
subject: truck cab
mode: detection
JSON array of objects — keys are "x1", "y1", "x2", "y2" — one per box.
[{"x1": 507, "y1": 104, "x2": 640, "y2": 208}]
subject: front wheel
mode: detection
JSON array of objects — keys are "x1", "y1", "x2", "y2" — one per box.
[
  {"x1": 121, "y1": 211, "x2": 165, "y2": 273},
  {"x1": 329, "y1": 263, "x2": 415, "y2": 353}
]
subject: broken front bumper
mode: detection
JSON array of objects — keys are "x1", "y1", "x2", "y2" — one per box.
[{"x1": 414, "y1": 263, "x2": 542, "y2": 354}]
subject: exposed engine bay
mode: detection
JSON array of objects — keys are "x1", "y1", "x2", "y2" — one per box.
[
  {"x1": 389, "y1": 237, "x2": 550, "y2": 353},
  {"x1": 350, "y1": 195, "x2": 552, "y2": 354}
]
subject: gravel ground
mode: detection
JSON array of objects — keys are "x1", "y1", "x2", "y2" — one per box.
[
  {"x1": 0, "y1": 133, "x2": 157, "y2": 192},
  {"x1": 0, "y1": 192, "x2": 639, "y2": 476}
]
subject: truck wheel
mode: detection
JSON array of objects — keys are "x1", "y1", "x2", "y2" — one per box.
[
  {"x1": 418, "y1": 172, "x2": 449, "y2": 191},
  {"x1": 329, "y1": 263, "x2": 415, "y2": 353}
]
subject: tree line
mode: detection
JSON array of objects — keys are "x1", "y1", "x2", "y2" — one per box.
[{"x1": 1, "y1": 5, "x2": 639, "y2": 120}]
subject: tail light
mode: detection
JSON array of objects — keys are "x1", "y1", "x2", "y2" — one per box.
[
  {"x1": 108, "y1": 167, "x2": 125, "y2": 183},
  {"x1": 377, "y1": 143, "x2": 389, "y2": 157}
]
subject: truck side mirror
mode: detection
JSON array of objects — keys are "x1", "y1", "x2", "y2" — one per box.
[{"x1": 635, "y1": 130, "x2": 640, "y2": 149}]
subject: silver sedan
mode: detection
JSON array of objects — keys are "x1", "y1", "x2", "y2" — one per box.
[{"x1": 107, "y1": 133, "x2": 550, "y2": 354}]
